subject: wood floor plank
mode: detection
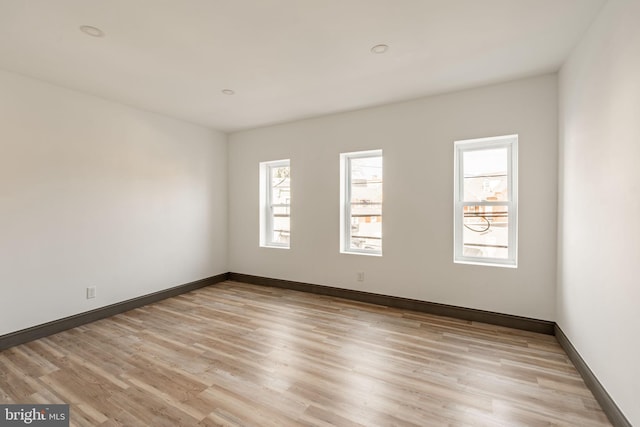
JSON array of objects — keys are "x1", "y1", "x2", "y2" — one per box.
[{"x1": 0, "y1": 281, "x2": 611, "y2": 426}]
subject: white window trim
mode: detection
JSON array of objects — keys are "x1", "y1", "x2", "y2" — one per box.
[
  {"x1": 259, "y1": 159, "x2": 290, "y2": 249},
  {"x1": 454, "y1": 135, "x2": 518, "y2": 268},
  {"x1": 340, "y1": 149, "x2": 383, "y2": 256}
]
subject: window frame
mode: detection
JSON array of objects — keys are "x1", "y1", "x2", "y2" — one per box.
[
  {"x1": 454, "y1": 135, "x2": 518, "y2": 267},
  {"x1": 340, "y1": 149, "x2": 383, "y2": 256},
  {"x1": 259, "y1": 159, "x2": 290, "y2": 249}
]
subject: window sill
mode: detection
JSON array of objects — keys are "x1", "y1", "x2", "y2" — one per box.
[
  {"x1": 341, "y1": 250, "x2": 382, "y2": 257},
  {"x1": 260, "y1": 244, "x2": 290, "y2": 250},
  {"x1": 454, "y1": 259, "x2": 517, "y2": 268}
]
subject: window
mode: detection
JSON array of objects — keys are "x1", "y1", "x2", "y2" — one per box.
[
  {"x1": 260, "y1": 159, "x2": 290, "y2": 248},
  {"x1": 340, "y1": 150, "x2": 383, "y2": 255},
  {"x1": 454, "y1": 135, "x2": 517, "y2": 267}
]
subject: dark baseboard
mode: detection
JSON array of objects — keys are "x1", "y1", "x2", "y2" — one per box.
[
  {"x1": 228, "y1": 272, "x2": 555, "y2": 335},
  {"x1": 554, "y1": 325, "x2": 631, "y2": 427},
  {"x1": 0, "y1": 272, "x2": 229, "y2": 352}
]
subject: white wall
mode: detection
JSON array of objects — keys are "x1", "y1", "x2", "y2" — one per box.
[
  {"x1": 558, "y1": 0, "x2": 640, "y2": 424},
  {"x1": 0, "y1": 70, "x2": 228, "y2": 336},
  {"x1": 229, "y1": 75, "x2": 558, "y2": 321}
]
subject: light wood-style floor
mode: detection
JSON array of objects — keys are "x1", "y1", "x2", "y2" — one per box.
[{"x1": 0, "y1": 281, "x2": 611, "y2": 426}]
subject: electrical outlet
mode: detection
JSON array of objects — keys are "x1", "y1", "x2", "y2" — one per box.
[
  {"x1": 357, "y1": 272, "x2": 365, "y2": 282},
  {"x1": 86, "y1": 286, "x2": 96, "y2": 299}
]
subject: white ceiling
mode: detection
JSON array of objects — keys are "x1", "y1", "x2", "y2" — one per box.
[{"x1": 0, "y1": 0, "x2": 605, "y2": 133}]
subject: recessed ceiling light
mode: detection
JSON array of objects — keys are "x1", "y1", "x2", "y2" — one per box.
[
  {"x1": 371, "y1": 44, "x2": 389, "y2": 54},
  {"x1": 79, "y1": 25, "x2": 104, "y2": 37},
  {"x1": 222, "y1": 89, "x2": 235, "y2": 95}
]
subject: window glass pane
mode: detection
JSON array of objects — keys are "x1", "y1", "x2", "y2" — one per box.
[
  {"x1": 350, "y1": 157, "x2": 382, "y2": 201},
  {"x1": 350, "y1": 206, "x2": 382, "y2": 251},
  {"x1": 272, "y1": 212, "x2": 289, "y2": 245},
  {"x1": 463, "y1": 148, "x2": 508, "y2": 202},
  {"x1": 270, "y1": 166, "x2": 290, "y2": 205},
  {"x1": 270, "y1": 166, "x2": 290, "y2": 245},
  {"x1": 463, "y1": 205, "x2": 509, "y2": 259},
  {"x1": 260, "y1": 160, "x2": 290, "y2": 248},
  {"x1": 349, "y1": 155, "x2": 382, "y2": 252}
]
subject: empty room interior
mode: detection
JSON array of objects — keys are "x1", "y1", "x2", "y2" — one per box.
[{"x1": 0, "y1": 0, "x2": 638, "y2": 426}]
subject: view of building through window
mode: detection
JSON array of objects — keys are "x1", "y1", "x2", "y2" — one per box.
[
  {"x1": 462, "y1": 147, "x2": 509, "y2": 259},
  {"x1": 260, "y1": 141, "x2": 514, "y2": 265},
  {"x1": 269, "y1": 164, "x2": 290, "y2": 246},
  {"x1": 342, "y1": 151, "x2": 382, "y2": 254},
  {"x1": 260, "y1": 159, "x2": 290, "y2": 248},
  {"x1": 454, "y1": 135, "x2": 517, "y2": 267}
]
